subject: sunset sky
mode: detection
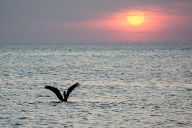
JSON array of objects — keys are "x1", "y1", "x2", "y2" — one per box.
[{"x1": 1, "y1": 0, "x2": 192, "y2": 43}]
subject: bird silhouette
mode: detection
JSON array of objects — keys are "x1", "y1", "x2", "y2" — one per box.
[{"x1": 45, "y1": 82, "x2": 80, "y2": 102}]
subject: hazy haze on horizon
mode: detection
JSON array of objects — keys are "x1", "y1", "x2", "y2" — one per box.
[{"x1": 1, "y1": 0, "x2": 192, "y2": 44}]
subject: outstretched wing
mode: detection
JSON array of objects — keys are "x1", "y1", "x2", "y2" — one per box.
[
  {"x1": 65, "y1": 82, "x2": 80, "y2": 99},
  {"x1": 45, "y1": 85, "x2": 63, "y2": 101}
]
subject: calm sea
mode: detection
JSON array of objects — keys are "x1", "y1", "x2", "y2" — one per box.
[{"x1": 0, "y1": 43, "x2": 192, "y2": 128}]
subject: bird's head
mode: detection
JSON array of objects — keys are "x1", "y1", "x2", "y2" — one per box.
[{"x1": 63, "y1": 91, "x2": 66, "y2": 97}]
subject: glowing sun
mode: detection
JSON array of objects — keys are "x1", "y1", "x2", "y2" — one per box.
[{"x1": 127, "y1": 11, "x2": 144, "y2": 26}]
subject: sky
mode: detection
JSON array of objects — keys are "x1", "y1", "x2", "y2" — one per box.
[{"x1": 0, "y1": 0, "x2": 192, "y2": 44}]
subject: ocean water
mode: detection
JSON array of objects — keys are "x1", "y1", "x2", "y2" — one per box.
[{"x1": 0, "y1": 43, "x2": 192, "y2": 128}]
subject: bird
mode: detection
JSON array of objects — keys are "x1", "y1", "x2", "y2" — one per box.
[{"x1": 44, "y1": 82, "x2": 80, "y2": 102}]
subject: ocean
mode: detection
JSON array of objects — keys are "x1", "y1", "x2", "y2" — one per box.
[{"x1": 0, "y1": 43, "x2": 192, "y2": 128}]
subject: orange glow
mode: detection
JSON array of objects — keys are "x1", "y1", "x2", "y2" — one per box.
[
  {"x1": 82, "y1": 9, "x2": 171, "y2": 42},
  {"x1": 99, "y1": 10, "x2": 167, "y2": 32},
  {"x1": 127, "y1": 11, "x2": 144, "y2": 26}
]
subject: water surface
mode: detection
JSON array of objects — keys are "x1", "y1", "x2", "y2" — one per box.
[{"x1": 0, "y1": 43, "x2": 192, "y2": 127}]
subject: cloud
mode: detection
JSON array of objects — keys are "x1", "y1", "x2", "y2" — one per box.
[
  {"x1": 1, "y1": 0, "x2": 189, "y2": 22},
  {"x1": 0, "y1": 0, "x2": 192, "y2": 43}
]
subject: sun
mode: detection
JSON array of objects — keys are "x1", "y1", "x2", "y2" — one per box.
[{"x1": 127, "y1": 11, "x2": 144, "y2": 26}]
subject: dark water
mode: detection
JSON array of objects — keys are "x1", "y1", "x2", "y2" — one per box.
[{"x1": 0, "y1": 43, "x2": 192, "y2": 127}]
